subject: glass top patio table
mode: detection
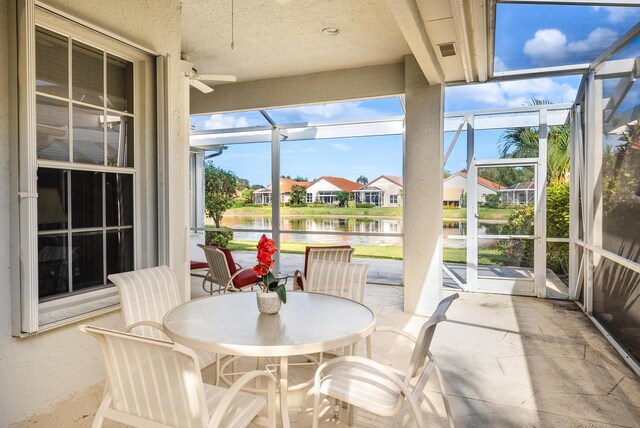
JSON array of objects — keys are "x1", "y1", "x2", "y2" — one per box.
[{"x1": 163, "y1": 291, "x2": 375, "y2": 358}]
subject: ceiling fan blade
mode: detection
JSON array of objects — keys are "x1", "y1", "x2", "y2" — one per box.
[
  {"x1": 189, "y1": 79, "x2": 214, "y2": 94},
  {"x1": 194, "y1": 74, "x2": 237, "y2": 82}
]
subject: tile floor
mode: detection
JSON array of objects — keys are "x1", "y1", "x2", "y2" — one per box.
[{"x1": 14, "y1": 283, "x2": 640, "y2": 427}]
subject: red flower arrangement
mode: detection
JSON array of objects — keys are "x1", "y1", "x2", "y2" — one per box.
[{"x1": 253, "y1": 234, "x2": 286, "y2": 303}]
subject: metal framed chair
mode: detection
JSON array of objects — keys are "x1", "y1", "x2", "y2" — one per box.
[
  {"x1": 107, "y1": 266, "x2": 217, "y2": 373},
  {"x1": 311, "y1": 293, "x2": 459, "y2": 428},
  {"x1": 198, "y1": 244, "x2": 260, "y2": 294},
  {"x1": 293, "y1": 245, "x2": 354, "y2": 290},
  {"x1": 81, "y1": 325, "x2": 276, "y2": 428}
]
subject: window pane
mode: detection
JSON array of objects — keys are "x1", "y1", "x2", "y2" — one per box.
[
  {"x1": 106, "y1": 115, "x2": 134, "y2": 167},
  {"x1": 72, "y1": 232, "x2": 104, "y2": 290},
  {"x1": 36, "y1": 28, "x2": 68, "y2": 97},
  {"x1": 72, "y1": 41, "x2": 104, "y2": 106},
  {"x1": 106, "y1": 54, "x2": 133, "y2": 112},
  {"x1": 37, "y1": 168, "x2": 68, "y2": 231},
  {"x1": 73, "y1": 104, "x2": 105, "y2": 164},
  {"x1": 105, "y1": 173, "x2": 133, "y2": 227},
  {"x1": 107, "y1": 229, "x2": 133, "y2": 275},
  {"x1": 38, "y1": 234, "x2": 69, "y2": 299},
  {"x1": 37, "y1": 95, "x2": 69, "y2": 161},
  {"x1": 71, "y1": 170, "x2": 102, "y2": 228}
]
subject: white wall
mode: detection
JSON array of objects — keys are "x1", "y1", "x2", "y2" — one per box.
[
  {"x1": 369, "y1": 177, "x2": 402, "y2": 206},
  {"x1": 306, "y1": 179, "x2": 342, "y2": 201},
  {"x1": 444, "y1": 174, "x2": 497, "y2": 204},
  {"x1": 0, "y1": 1, "x2": 186, "y2": 425}
]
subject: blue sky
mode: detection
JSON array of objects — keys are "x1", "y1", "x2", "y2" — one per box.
[{"x1": 192, "y1": 4, "x2": 640, "y2": 186}]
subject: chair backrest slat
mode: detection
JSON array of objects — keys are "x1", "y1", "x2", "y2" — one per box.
[
  {"x1": 198, "y1": 244, "x2": 233, "y2": 286},
  {"x1": 82, "y1": 325, "x2": 209, "y2": 428},
  {"x1": 306, "y1": 260, "x2": 369, "y2": 303},
  {"x1": 108, "y1": 266, "x2": 181, "y2": 340},
  {"x1": 306, "y1": 247, "x2": 354, "y2": 277},
  {"x1": 406, "y1": 293, "x2": 459, "y2": 382}
]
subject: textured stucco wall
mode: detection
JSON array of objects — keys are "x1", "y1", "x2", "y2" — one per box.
[
  {"x1": 403, "y1": 55, "x2": 444, "y2": 315},
  {"x1": 0, "y1": 1, "x2": 186, "y2": 425}
]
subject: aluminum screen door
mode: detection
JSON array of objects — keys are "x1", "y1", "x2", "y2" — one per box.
[{"x1": 466, "y1": 160, "x2": 541, "y2": 296}]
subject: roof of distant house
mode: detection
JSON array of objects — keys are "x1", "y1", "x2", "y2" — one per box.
[
  {"x1": 367, "y1": 175, "x2": 403, "y2": 188},
  {"x1": 447, "y1": 171, "x2": 503, "y2": 191},
  {"x1": 259, "y1": 178, "x2": 312, "y2": 193},
  {"x1": 503, "y1": 181, "x2": 535, "y2": 190},
  {"x1": 309, "y1": 176, "x2": 362, "y2": 192}
]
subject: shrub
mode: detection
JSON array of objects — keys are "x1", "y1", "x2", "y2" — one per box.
[
  {"x1": 356, "y1": 203, "x2": 374, "y2": 208},
  {"x1": 232, "y1": 199, "x2": 246, "y2": 208},
  {"x1": 205, "y1": 228, "x2": 234, "y2": 247},
  {"x1": 347, "y1": 200, "x2": 356, "y2": 208},
  {"x1": 289, "y1": 203, "x2": 307, "y2": 208},
  {"x1": 495, "y1": 183, "x2": 570, "y2": 275}
]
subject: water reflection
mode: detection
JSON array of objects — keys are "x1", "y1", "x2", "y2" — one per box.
[{"x1": 221, "y1": 215, "x2": 403, "y2": 245}]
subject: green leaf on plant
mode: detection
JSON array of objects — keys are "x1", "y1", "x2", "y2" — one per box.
[{"x1": 270, "y1": 283, "x2": 287, "y2": 304}]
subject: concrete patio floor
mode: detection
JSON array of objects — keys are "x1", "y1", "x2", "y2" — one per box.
[{"x1": 15, "y1": 281, "x2": 640, "y2": 427}]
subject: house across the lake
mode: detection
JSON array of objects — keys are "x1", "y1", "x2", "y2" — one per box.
[
  {"x1": 354, "y1": 175, "x2": 403, "y2": 207},
  {"x1": 443, "y1": 171, "x2": 503, "y2": 206},
  {"x1": 306, "y1": 176, "x2": 362, "y2": 204},
  {"x1": 254, "y1": 178, "x2": 312, "y2": 204}
]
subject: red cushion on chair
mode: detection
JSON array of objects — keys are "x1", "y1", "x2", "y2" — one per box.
[
  {"x1": 217, "y1": 247, "x2": 238, "y2": 275},
  {"x1": 233, "y1": 269, "x2": 260, "y2": 288},
  {"x1": 190, "y1": 261, "x2": 208, "y2": 270}
]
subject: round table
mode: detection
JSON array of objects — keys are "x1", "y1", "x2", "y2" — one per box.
[{"x1": 163, "y1": 291, "x2": 376, "y2": 427}]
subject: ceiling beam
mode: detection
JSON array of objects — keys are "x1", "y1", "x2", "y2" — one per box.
[
  {"x1": 386, "y1": 0, "x2": 445, "y2": 85},
  {"x1": 450, "y1": 0, "x2": 475, "y2": 82},
  {"x1": 470, "y1": 0, "x2": 489, "y2": 82},
  {"x1": 190, "y1": 62, "x2": 405, "y2": 114}
]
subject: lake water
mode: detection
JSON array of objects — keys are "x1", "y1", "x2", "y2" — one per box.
[{"x1": 218, "y1": 215, "x2": 503, "y2": 247}]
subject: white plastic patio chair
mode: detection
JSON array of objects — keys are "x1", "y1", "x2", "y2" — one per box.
[
  {"x1": 311, "y1": 293, "x2": 459, "y2": 428},
  {"x1": 293, "y1": 245, "x2": 354, "y2": 290},
  {"x1": 303, "y1": 260, "x2": 371, "y2": 358},
  {"x1": 80, "y1": 325, "x2": 276, "y2": 428},
  {"x1": 198, "y1": 244, "x2": 260, "y2": 294},
  {"x1": 108, "y1": 266, "x2": 218, "y2": 374}
]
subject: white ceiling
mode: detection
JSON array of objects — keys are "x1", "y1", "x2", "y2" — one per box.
[{"x1": 180, "y1": 0, "x2": 491, "y2": 87}]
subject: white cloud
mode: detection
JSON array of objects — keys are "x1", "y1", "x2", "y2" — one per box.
[
  {"x1": 198, "y1": 114, "x2": 249, "y2": 130},
  {"x1": 523, "y1": 27, "x2": 619, "y2": 66},
  {"x1": 593, "y1": 6, "x2": 640, "y2": 24},
  {"x1": 330, "y1": 142, "x2": 351, "y2": 152},
  {"x1": 567, "y1": 28, "x2": 618, "y2": 54},
  {"x1": 277, "y1": 101, "x2": 384, "y2": 122},
  {"x1": 523, "y1": 29, "x2": 568, "y2": 66},
  {"x1": 494, "y1": 56, "x2": 508, "y2": 72},
  {"x1": 445, "y1": 77, "x2": 578, "y2": 110}
]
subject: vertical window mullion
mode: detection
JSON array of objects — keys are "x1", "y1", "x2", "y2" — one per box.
[
  {"x1": 67, "y1": 35, "x2": 73, "y2": 163},
  {"x1": 103, "y1": 50, "x2": 107, "y2": 166},
  {"x1": 67, "y1": 170, "x2": 73, "y2": 293},
  {"x1": 102, "y1": 173, "x2": 107, "y2": 285}
]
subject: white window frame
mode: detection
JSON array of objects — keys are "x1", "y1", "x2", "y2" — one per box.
[
  {"x1": 11, "y1": 2, "x2": 161, "y2": 335},
  {"x1": 390, "y1": 194, "x2": 398, "y2": 205}
]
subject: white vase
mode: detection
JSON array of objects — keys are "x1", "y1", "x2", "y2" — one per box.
[{"x1": 256, "y1": 291, "x2": 281, "y2": 314}]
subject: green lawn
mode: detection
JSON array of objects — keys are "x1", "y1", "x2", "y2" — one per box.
[
  {"x1": 228, "y1": 240, "x2": 403, "y2": 260},
  {"x1": 227, "y1": 205, "x2": 514, "y2": 220},
  {"x1": 443, "y1": 207, "x2": 515, "y2": 220},
  {"x1": 441, "y1": 246, "x2": 509, "y2": 265},
  {"x1": 229, "y1": 240, "x2": 508, "y2": 265}
]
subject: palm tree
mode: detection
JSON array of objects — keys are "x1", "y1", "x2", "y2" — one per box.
[
  {"x1": 356, "y1": 175, "x2": 368, "y2": 185},
  {"x1": 499, "y1": 100, "x2": 570, "y2": 185}
]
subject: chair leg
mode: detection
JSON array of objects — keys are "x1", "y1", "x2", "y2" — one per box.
[
  {"x1": 92, "y1": 394, "x2": 112, "y2": 428},
  {"x1": 347, "y1": 403, "x2": 354, "y2": 426},
  {"x1": 312, "y1": 388, "x2": 322, "y2": 428},
  {"x1": 366, "y1": 336, "x2": 372, "y2": 359},
  {"x1": 434, "y1": 361, "x2": 455, "y2": 428}
]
